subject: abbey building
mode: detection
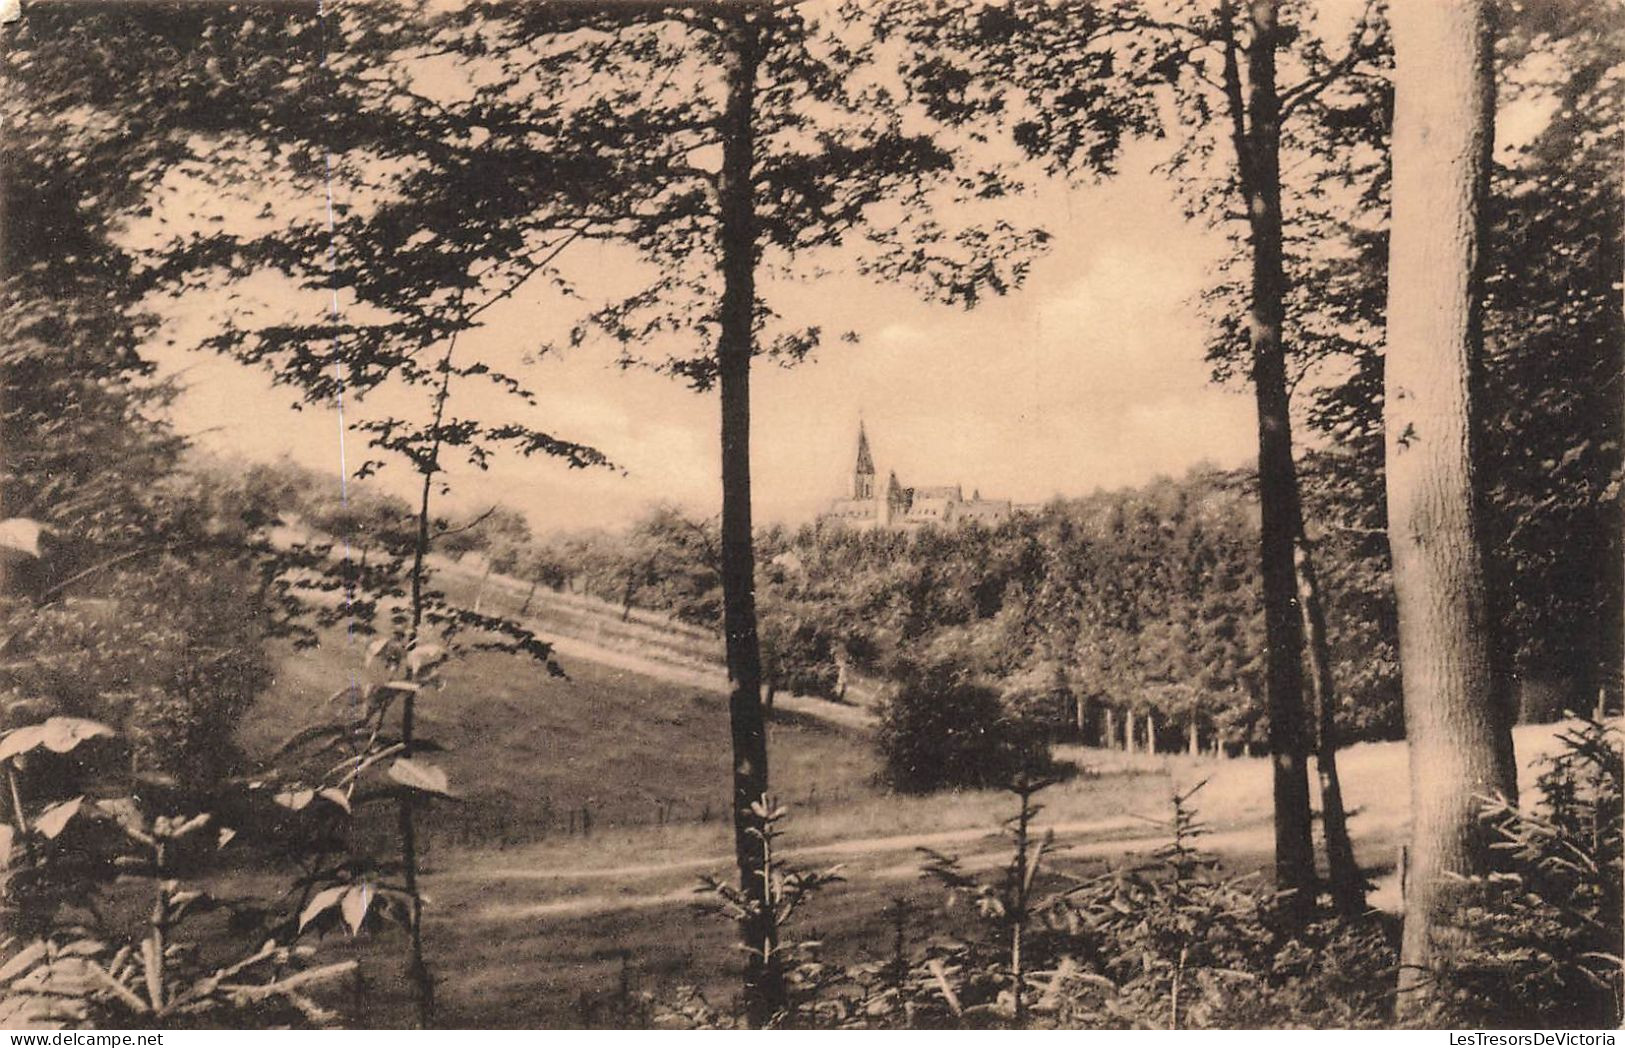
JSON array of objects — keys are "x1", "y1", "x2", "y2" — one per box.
[{"x1": 820, "y1": 422, "x2": 1014, "y2": 530}]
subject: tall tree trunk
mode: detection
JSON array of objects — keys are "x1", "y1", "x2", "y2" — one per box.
[
  {"x1": 1295, "y1": 536, "x2": 1365, "y2": 917},
  {"x1": 1126, "y1": 707, "x2": 1136, "y2": 755},
  {"x1": 0, "y1": 115, "x2": 10, "y2": 601},
  {"x1": 1188, "y1": 720, "x2": 1200, "y2": 757},
  {"x1": 1385, "y1": 0, "x2": 1517, "y2": 1015},
  {"x1": 1104, "y1": 706, "x2": 1116, "y2": 751},
  {"x1": 1221, "y1": 0, "x2": 1318, "y2": 920},
  {"x1": 715, "y1": 8, "x2": 781, "y2": 1026}
]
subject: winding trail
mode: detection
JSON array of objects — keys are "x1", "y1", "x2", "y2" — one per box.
[
  {"x1": 543, "y1": 631, "x2": 875, "y2": 730},
  {"x1": 447, "y1": 812, "x2": 1283, "y2": 923}
]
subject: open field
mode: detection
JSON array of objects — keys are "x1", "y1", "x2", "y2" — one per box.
[{"x1": 241, "y1": 635, "x2": 878, "y2": 847}]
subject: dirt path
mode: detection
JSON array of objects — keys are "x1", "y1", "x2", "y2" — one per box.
[
  {"x1": 543, "y1": 631, "x2": 876, "y2": 730},
  {"x1": 447, "y1": 715, "x2": 1607, "y2": 925},
  {"x1": 452, "y1": 551, "x2": 879, "y2": 731},
  {"x1": 290, "y1": 537, "x2": 875, "y2": 732},
  {"x1": 454, "y1": 812, "x2": 1244, "y2": 922},
  {"x1": 457, "y1": 813, "x2": 1149, "y2": 885}
]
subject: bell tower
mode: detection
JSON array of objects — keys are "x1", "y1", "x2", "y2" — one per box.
[{"x1": 853, "y1": 420, "x2": 875, "y2": 500}]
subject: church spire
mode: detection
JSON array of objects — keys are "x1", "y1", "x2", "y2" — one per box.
[
  {"x1": 855, "y1": 420, "x2": 874, "y2": 475},
  {"x1": 853, "y1": 420, "x2": 875, "y2": 499}
]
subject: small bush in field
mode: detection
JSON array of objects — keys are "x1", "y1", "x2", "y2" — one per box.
[
  {"x1": 914, "y1": 774, "x2": 1065, "y2": 1027},
  {"x1": 1038, "y1": 783, "x2": 1276, "y2": 1029},
  {"x1": 662, "y1": 797, "x2": 843, "y2": 1030},
  {"x1": 876, "y1": 659, "x2": 1050, "y2": 793},
  {"x1": 1208, "y1": 918, "x2": 1394, "y2": 1029},
  {"x1": 760, "y1": 615, "x2": 839, "y2": 701}
]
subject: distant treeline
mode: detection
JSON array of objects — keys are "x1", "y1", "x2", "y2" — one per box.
[{"x1": 246, "y1": 439, "x2": 1617, "y2": 755}]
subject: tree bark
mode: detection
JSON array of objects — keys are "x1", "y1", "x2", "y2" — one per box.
[
  {"x1": 715, "y1": 8, "x2": 782, "y2": 1025},
  {"x1": 1221, "y1": 0, "x2": 1318, "y2": 920},
  {"x1": 1385, "y1": 0, "x2": 1517, "y2": 1015},
  {"x1": 1104, "y1": 706, "x2": 1116, "y2": 751},
  {"x1": 0, "y1": 98, "x2": 9, "y2": 601},
  {"x1": 1295, "y1": 536, "x2": 1365, "y2": 917},
  {"x1": 1145, "y1": 707, "x2": 1157, "y2": 755},
  {"x1": 1188, "y1": 720, "x2": 1200, "y2": 758},
  {"x1": 1125, "y1": 707, "x2": 1136, "y2": 755}
]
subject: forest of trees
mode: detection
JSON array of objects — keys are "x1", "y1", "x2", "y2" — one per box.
[
  {"x1": 516, "y1": 443, "x2": 1614, "y2": 756},
  {"x1": 0, "y1": 0, "x2": 1619, "y2": 1033}
]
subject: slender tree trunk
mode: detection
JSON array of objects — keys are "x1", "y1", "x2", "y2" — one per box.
[
  {"x1": 1145, "y1": 708, "x2": 1157, "y2": 755},
  {"x1": 1104, "y1": 706, "x2": 1116, "y2": 751},
  {"x1": 1126, "y1": 708, "x2": 1137, "y2": 755},
  {"x1": 1188, "y1": 720, "x2": 1200, "y2": 757},
  {"x1": 401, "y1": 466, "x2": 434, "y2": 1028},
  {"x1": 1295, "y1": 536, "x2": 1365, "y2": 916},
  {"x1": 0, "y1": 119, "x2": 9, "y2": 601},
  {"x1": 390, "y1": 340, "x2": 460, "y2": 1029},
  {"x1": 1386, "y1": 0, "x2": 1517, "y2": 1016},
  {"x1": 715, "y1": 8, "x2": 781, "y2": 1025},
  {"x1": 1009, "y1": 793, "x2": 1032, "y2": 1027},
  {"x1": 1220, "y1": 0, "x2": 1318, "y2": 921},
  {"x1": 520, "y1": 579, "x2": 537, "y2": 616}
]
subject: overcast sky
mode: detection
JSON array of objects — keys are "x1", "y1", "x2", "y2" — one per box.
[
  {"x1": 153, "y1": 132, "x2": 1264, "y2": 533},
  {"x1": 132, "y1": 0, "x2": 1569, "y2": 537}
]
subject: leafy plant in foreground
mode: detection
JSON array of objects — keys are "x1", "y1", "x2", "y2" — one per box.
[
  {"x1": 663, "y1": 797, "x2": 843, "y2": 1029},
  {"x1": 1423, "y1": 717, "x2": 1623, "y2": 1029},
  {"x1": 917, "y1": 773, "x2": 1062, "y2": 1027},
  {"x1": 0, "y1": 713, "x2": 353, "y2": 1028}
]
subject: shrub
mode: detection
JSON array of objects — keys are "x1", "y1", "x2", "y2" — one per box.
[
  {"x1": 859, "y1": 781, "x2": 1392, "y2": 1030},
  {"x1": 660, "y1": 798, "x2": 843, "y2": 1030},
  {"x1": 760, "y1": 614, "x2": 839, "y2": 701},
  {"x1": 876, "y1": 659, "x2": 1050, "y2": 793},
  {"x1": 0, "y1": 558, "x2": 272, "y2": 794},
  {"x1": 658, "y1": 782, "x2": 1399, "y2": 1031},
  {"x1": 1427, "y1": 717, "x2": 1623, "y2": 1029},
  {"x1": 0, "y1": 715, "x2": 356, "y2": 1028},
  {"x1": 914, "y1": 774, "x2": 1064, "y2": 1027},
  {"x1": 1055, "y1": 784, "x2": 1392, "y2": 1029}
]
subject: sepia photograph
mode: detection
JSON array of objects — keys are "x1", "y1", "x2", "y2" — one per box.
[{"x1": 0, "y1": 0, "x2": 1619, "y2": 1033}]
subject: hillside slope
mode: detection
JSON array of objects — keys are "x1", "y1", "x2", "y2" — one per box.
[{"x1": 240, "y1": 634, "x2": 880, "y2": 849}]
